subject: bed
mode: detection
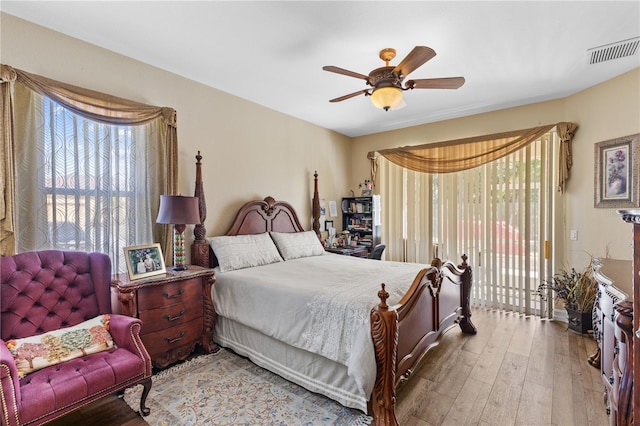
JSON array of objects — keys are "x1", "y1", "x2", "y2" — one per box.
[{"x1": 191, "y1": 160, "x2": 476, "y2": 426}]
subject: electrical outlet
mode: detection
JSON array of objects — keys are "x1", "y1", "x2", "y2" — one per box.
[{"x1": 570, "y1": 229, "x2": 578, "y2": 241}]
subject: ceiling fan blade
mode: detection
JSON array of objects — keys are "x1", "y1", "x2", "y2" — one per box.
[
  {"x1": 393, "y1": 46, "x2": 436, "y2": 77},
  {"x1": 322, "y1": 66, "x2": 370, "y2": 81},
  {"x1": 329, "y1": 89, "x2": 370, "y2": 103},
  {"x1": 406, "y1": 77, "x2": 466, "y2": 89}
]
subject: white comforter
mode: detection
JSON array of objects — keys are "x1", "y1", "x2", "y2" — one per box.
[{"x1": 211, "y1": 253, "x2": 428, "y2": 399}]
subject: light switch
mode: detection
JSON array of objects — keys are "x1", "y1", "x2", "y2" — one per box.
[{"x1": 570, "y1": 229, "x2": 578, "y2": 241}]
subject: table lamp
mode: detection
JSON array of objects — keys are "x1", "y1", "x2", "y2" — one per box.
[{"x1": 156, "y1": 195, "x2": 201, "y2": 270}]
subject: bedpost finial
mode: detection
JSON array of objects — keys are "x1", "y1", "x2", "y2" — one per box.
[
  {"x1": 461, "y1": 254, "x2": 468, "y2": 267},
  {"x1": 196, "y1": 151, "x2": 202, "y2": 164},
  {"x1": 377, "y1": 283, "x2": 389, "y2": 309}
]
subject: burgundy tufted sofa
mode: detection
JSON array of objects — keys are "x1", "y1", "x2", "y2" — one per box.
[{"x1": 0, "y1": 250, "x2": 152, "y2": 425}]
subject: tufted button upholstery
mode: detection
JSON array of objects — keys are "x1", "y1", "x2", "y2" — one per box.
[
  {"x1": 1, "y1": 250, "x2": 152, "y2": 425},
  {"x1": 1, "y1": 251, "x2": 109, "y2": 341}
]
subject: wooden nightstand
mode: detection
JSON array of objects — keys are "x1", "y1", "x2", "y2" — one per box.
[{"x1": 111, "y1": 265, "x2": 217, "y2": 368}]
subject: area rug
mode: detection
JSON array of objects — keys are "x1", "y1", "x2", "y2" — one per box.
[{"x1": 123, "y1": 348, "x2": 372, "y2": 426}]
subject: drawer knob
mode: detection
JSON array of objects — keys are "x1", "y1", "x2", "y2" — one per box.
[
  {"x1": 165, "y1": 330, "x2": 186, "y2": 344},
  {"x1": 163, "y1": 288, "x2": 185, "y2": 299},
  {"x1": 164, "y1": 309, "x2": 186, "y2": 322}
]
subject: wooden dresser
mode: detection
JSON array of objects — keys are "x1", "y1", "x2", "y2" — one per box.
[
  {"x1": 111, "y1": 266, "x2": 217, "y2": 368},
  {"x1": 617, "y1": 209, "x2": 640, "y2": 425},
  {"x1": 591, "y1": 258, "x2": 631, "y2": 424}
]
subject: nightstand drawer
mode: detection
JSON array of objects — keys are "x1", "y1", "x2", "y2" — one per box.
[
  {"x1": 139, "y1": 296, "x2": 203, "y2": 334},
  {"x1": 137, "y1": 278, "x2": 202, "y2": 311},
  {"x1": 111, "y1": 266, "x2": 216, "y2": 368},
  {"x1": 141, "y1": 317, "x2": 202, "y2": 356}
]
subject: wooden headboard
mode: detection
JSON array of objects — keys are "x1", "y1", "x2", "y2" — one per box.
[
  {"x1": 190, "y1": 153, "x2": 321, "y2": 268},
  {"x1": 223, "y1": 196, "x2": 305, "y2": 236}
]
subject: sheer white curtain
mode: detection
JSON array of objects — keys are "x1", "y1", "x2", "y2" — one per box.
[
  {"x1": 377, "y1": 131, "x2": 559, "y2": 316},
  {"x1": 13, "y1": 85, "x2": 161, "y2": 273}
]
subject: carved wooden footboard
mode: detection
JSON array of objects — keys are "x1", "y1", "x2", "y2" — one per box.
[
  {"x1": 370, "y1": 256, "x2": 476, "y2": 426},
  {"x1": 191, "y1": 157, "x2": 476, "y2": 426}
]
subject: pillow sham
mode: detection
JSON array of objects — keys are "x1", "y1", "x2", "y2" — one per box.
[
  {"x1": 270, "y1": 231, "x2": 325, "y2": 260},
  {"x1": 208, "y1": 232, "x2": 284, "y2": 272},
  {"x1": 6, "y1": 314, "x2": 114, "y2": 378}
]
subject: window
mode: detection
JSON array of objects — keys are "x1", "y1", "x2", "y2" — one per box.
[
  {"x1": 378, "y1": 131, "x2": 559, "y2": 316},
  {"x1": 1, "y1": 65, "x2": 177, "y2": 264},
  {"x1": 15, "y1": 92, "x2": 157, "y2": 273}
]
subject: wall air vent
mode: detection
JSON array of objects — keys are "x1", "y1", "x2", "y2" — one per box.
[{"x1": 586, "y1": 37, "x2": 640, "y2": 64}]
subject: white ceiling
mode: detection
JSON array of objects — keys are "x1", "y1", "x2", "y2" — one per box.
[{"x1": 2, "y1": 1, "x2": 639, "y2": 137}]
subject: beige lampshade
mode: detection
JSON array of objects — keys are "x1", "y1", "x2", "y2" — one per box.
[
  {"x1": 156, "y1": 195, "x2": 201, "y2": 225},
  {"x1": 370, "y1": 86, "x2": 403, "y2": 111}
]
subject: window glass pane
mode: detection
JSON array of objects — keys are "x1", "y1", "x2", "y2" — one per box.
[{"x1": 16, "y1": 94, "x2": 153, "y2": 273}]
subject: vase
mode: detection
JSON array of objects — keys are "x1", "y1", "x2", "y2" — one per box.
[{"x1": 566, "y1": 307, "x2": 592, "y2": 334}]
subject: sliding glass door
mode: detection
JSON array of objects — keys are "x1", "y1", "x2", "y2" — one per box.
[{"x1": 378, "y1": 131, "x2": 559, "y2": 316}]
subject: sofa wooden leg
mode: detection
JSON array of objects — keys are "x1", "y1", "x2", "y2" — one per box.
[{"x1": 139, "y1": 378, "x2": 152, "y2": 416}]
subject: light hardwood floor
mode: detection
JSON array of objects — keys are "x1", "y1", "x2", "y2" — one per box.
[
  {"x1": 396, "y1": 308, "x2": 608, "y2": 426},
  {"x1": 49, "y1": 308, "x2": 609, "y2": 426}
]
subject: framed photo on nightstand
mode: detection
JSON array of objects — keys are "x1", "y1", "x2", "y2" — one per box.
[{"x1": 123, "y1": 243, "x2": 166, "y2": 280}]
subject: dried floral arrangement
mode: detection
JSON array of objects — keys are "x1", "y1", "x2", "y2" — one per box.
[{"x1": 536, "y1": 263, "x2": 597, "y2": 312}]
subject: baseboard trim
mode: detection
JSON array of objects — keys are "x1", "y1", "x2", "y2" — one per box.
[{"x1": 553, "y1": 308, "x2": 568, "y2": 322}]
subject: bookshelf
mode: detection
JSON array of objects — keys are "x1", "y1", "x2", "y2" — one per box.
[{"x1": 341, "y1": 196, "x2": 381, "y2": 250}]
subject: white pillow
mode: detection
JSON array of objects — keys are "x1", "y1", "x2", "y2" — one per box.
[
  {"x1": 208, "y1": 233, "x2": 283, "y2": 272},
  {"x1": 270, "y1": 231, "x2": 325, "y2": 260}
]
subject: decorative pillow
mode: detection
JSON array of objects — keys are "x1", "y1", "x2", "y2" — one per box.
[
  {"x1": 6, "y1": 315, "x2": 115, "y2": 378},
  {"x1": 208, "y1": 233, "x2": 284, "y2": 273},
  {"x1": 270, "y1": 231, "x2": 325, "y2": 260}
]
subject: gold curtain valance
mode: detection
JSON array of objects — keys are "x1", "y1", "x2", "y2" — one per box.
[
  {"x1": 368, "y1": 122, "x2": 577, "y2": 192},
  {"x1": 0, "y1": 64, "x2": 17, "y2": 83},
  {"x1": 1, "y1": 64, "x2": 176, "y2": 127}
]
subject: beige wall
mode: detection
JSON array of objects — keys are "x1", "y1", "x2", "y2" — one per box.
[
  {"x1": 1, "y1": 13, "x2": 350, "y2": 255},
  {"x1": 351, "y1": 68, "x2": 640, "y2": 268},
  {"x1": 3, "y1": 12, "x2": 640, "y2": 272}
]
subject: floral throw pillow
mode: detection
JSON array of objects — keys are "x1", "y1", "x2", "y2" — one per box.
[{"x1": 6, "y1": 315, "x2": 115, "y2": 378}]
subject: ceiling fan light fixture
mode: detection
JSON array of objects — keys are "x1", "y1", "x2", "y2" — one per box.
[
  {"x1": 323, "y1": 45, "x2": 464, "y2": 109},
  {"x1": 370, "y1": 86, "x2": 402, "y2": 111}
]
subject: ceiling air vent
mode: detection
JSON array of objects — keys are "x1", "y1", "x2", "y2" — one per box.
[{"x1": 586, "y1": 37, "x2": 640, "y2": 64}]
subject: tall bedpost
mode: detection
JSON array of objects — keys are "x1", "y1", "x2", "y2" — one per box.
[
  {"x1": 458, "y1": 254, "x2": 477, "y2": 334},
  {"x1": 191, "y1": 151, "x2": 210, "y2": 267},
  {"x1": 312, "y1": 171, "x2": 321, "y2": 238},
  {"x1": 370, "y1": 284, "x2": 399, "y2": 426}
]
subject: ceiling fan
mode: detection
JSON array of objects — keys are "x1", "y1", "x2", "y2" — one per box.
[{"x1": 322, "y1": 46, "x2": 465, "y2": 111}]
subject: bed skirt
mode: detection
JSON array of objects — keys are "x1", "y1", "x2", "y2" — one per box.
[{"x1": 213, "y1": 316, "x2": 369, "y2": 413}]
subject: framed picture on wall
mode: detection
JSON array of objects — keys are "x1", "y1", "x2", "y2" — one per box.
[
  {"x1": 123, "y1": 243, "x2": 166, "y2": 280},
  {"x1": 594, "y1": 133, "x2": 640, "y2": 208}
]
